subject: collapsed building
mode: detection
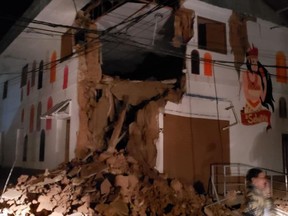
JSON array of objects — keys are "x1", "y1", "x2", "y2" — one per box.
[{"x1": 1, "y1": 0, "x2": 288, "y2": 215}]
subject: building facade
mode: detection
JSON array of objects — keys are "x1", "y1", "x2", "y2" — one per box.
[{"x1": 0, "y1": 0, "x2": 288, "y2": 187}]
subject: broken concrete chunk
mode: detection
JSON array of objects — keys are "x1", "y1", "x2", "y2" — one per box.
[
  {"x1": 67, "y1": 213, "x2": 85, "y2": 216},
  {"x1": 49, "y1": 212, "x2": 64, "y2": 216},
  {"x1": 100, "y1": 178, "x2": 111, "y2": 195},
  {"x1": 0, "y1": 151, "x2": 209, "y2": 215},
  {"x1": 1, "y1": 188, "x2": 22, "y2": 200},
  {"x1": 72, "y1": 177, "x2": 85, "y2": 186},
  {"x1": 80, "y1": 162, "x2": 107, "y2": 178},
  {"x1": 67, "y1": 166, "x2": 81, "y2": 178},
  {"x1": 17, "y1": 175, "x2": 29, "y2": 185},
  {"x1": 37, "y1": 195, "x2": 55, "y2": 212}
]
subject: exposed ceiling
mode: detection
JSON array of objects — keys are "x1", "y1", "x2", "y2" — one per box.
[{"x1": 0, "y1": 0, "x2": 184, "y2": 83}]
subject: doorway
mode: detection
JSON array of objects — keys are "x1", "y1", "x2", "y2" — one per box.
[
  {"x1": 282, "y1": 134, "x2": 288, "y2": 175},
  {"x1": 163, "y1": 114, "x2": 230, "y2": 190},
  {"x1": 65, "y1": 119, "x2": 70, "y2": 162}
]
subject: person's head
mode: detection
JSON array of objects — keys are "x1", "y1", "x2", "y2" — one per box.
[{"x1": 246, "y1": 168, "x2": 268, "y2": 190}]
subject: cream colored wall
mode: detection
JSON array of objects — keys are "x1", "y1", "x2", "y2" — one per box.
[
  {"x1": 1, "y1": 0, "x2": 288, "y2": 173},
  {"x1": 164, "y1": 0, "x2": 288, "y2": 172}
]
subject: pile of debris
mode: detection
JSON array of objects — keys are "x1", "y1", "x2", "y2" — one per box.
[
  {"x1": 275, "y1": 197, "x2": 288, "y2": 212},
  {"x1": 0, "y1": 150, "x2": 206, "y2": 215}
]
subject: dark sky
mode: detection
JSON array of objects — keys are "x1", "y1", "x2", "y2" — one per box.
[{"x1": 0, "y1": 0, "x2": 33, "y2": 41}]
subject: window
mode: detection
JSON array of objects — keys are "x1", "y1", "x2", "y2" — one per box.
[
  {"x1": 20, "y1": 64, "x2": 28, "y2": 87},
  {"x1": 50, "y1": 51, "x2": 57, "y2": 83},
  {"x1": 61, "y1": 30, "x2": 73, "y2": 61},
  {"x1": 23, "y1": 135, "x2": 28, "y2": 161},
  {"x1": 27, "y1": 80, "x2": 30, "y2": 96},
  {"x1": 198, "y1": 17, "x2": 227, "y2": 54},
  {"x1": 63, "y1": 65, "x2": 68, "y2": 89},
  {"x1": 38, "y1": 60, "x2": 44, "y2": 89},
  {"x1": 37, "y1": 102, "x2": 42, "y2": 131},
  {"x1": 31, "y1": 60, "x2": 36, "y2": 87},
  {"x1": 2, "y1": 80, "x2": 8, "y2": 99},
  {"x1": 279, "y1": 97, "x2": 287, "y2": 118},
  {"x1": 46, "y1": 97, "x2": 53, "y2": 130},
  {"x1": 30, "y1": 105, "x2": 35, "y2": 133},
  {"x1": 276, "y1": 51, "x2": 287, "y2": 83},
  {"x1": 39, "y1": 130, "x2": 45, "y2": 161},
  {"x1": 191, "y1": 50, "x2": 200, "y2": 75},
  {"x1": 204, "y1": 52, "x2": 213, "y2": 76}
]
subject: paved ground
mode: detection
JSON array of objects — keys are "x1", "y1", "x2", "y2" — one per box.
[{"x1": 0, "y1": 166, "x2": 44, "y2": 193}]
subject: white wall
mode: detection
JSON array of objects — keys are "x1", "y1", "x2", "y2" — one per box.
[
  {"x1": 164, "y1": 0, "x2": 288, "y2": 172},
  {"x1": 0, "y1": 0, "x2": 85, "y2": 169},
  {"x1": 1, "y1": 0, "x2": 288, "y2": 173}
]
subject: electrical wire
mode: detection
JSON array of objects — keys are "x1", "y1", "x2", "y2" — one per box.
[
  {"x1": 0, "y1": 2, "x2": 284, "y2": 63},
  {"x1": 1, "y1": 0, "x2": 288, "y2": 86}
]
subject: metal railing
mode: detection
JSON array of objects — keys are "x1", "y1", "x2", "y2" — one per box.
[
  {"x1": 210, "y1": 163, "x2": 288, "y2": 199},
  {"x1": 208, "y1": 163, "x2": 288, "y2": 215}
]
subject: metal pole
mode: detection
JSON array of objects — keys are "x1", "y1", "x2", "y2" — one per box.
[{"x1": 1, "y1": 160, "x2": 16, "y2": 198}]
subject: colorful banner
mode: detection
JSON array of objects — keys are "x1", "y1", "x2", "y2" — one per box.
[{"x1": 241, "y1": 109, "x2": 271, "y2": 131}]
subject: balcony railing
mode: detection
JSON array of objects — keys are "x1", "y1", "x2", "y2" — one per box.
[{"x1": 206, "y1": 163, "x2": 288, "y2": 215}]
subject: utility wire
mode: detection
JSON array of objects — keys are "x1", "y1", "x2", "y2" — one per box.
[
  {"x1": 0, "y1": 3, "x2": 285, "y2": 63},
  {"x1": 1, "y1": 31, "x2": 288, "y2": 86},
  {"x1": 1, "y1": 0, "x2": 288, "y2": 85}
]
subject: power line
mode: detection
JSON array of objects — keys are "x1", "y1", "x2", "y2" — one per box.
[{"x1": 1, "y1": 0, "x2": 288, "y2": 86}]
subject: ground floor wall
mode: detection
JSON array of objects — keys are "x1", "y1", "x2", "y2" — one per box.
[{"x1": 164, "y1": 92, "x2": 285, "y2": 177}]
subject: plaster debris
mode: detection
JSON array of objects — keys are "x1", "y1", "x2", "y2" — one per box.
[
  {"x1": 0, "y1": 151, "x2": 206, "y2": 215},
  {"x1": 1, "y1": 189, "x2": 22, "y2": 200}
]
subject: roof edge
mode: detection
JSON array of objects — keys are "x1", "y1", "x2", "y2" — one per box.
[{"x1": 0, "y1": 0, "x2": 52, "y2": 54}]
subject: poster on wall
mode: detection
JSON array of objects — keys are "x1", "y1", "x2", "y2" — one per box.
[{"x1": 240, "y1": 44, "x2": 274, "y2": 130}]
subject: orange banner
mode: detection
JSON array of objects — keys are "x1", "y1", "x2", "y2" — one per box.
[{"x1": 241, "y1": 109, "x2": 271, "y2": 131}]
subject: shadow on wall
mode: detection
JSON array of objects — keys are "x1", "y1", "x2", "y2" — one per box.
[{"x1": 249, "y1": 120, "x2": 282, "y2": 170}]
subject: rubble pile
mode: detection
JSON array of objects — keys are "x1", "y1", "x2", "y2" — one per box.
[
  {"x1": 0, "y1": 150, "x2": 206, "y2": 216},
  {"x1": 204, "y1": 203, "x2": 239, "y2": 216},
  {"x1": 275, "y1": 197, "x2": 288, "y2": 212},
  {"x1": 204, "y1": 192, "x2": 288, "y2": 216}
]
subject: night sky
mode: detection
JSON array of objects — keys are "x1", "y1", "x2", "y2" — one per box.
[{"x1": 0, "y1": 0, "x2": 33, "y2": 41}]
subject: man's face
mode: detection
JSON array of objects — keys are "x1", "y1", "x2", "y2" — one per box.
[{"x1": 252, "y1": 172, "x2": 268, "y2": 190}]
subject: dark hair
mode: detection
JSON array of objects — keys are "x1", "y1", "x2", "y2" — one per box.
[{"x1": 246, "y1": 168, "x2": 263, "y2": 183}]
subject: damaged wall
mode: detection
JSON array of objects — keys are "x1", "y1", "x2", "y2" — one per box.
[
  {"x1": 73, "y1": 1, "x2": 187, "y2": 171},
  {"x1": 1, "y1": 0, "x2": 288, "y2": 186},
  {"x1": 2, "y1": 0, "x2": 288, "y2": 214},
  {"x1": 75, "y1": 34, "x2": 185, "y2": 168},
  {"x1": 228, "y1": 11, "x2": 253, "y2": 78}
]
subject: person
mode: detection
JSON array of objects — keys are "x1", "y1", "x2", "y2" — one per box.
[{"x1": 242, "y1": 168, "x2": 276, "y2": 216}]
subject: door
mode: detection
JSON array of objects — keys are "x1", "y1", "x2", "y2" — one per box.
[
  {"x1": 65, "y1": 119, "x2": 70, "y2": 162},
  {"x1": 282, "y1": 134, "x2": 288, "y2": 175},
  {"x1": 163, "y1": 114, "x2": 230, "y2": 190}
]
